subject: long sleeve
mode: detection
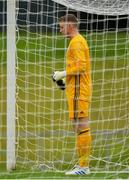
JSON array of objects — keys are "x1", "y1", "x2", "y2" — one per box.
[{"x1": 66, "y1": 41, "x2": 89, "y2": 75}]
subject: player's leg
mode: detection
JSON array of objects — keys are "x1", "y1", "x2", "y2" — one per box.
[
  {"x1": 65, "y1": 100, "x2": 92, "y2": 175},
  {"x1": 76, "y1": 117, "x2": 92, "y2": 168},
  {"x1": 72, "y1": 117, "x2": 89, "y2": 133},
  {"x1": 74, "y1": 101, "x2": 92, "y2": 170},
  {"x1": 65, "y1": 117, "x2": 91, "y2": 175}
]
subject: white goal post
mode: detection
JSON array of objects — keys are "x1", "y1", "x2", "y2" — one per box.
[
  {"x1": 5, "y1": 0, "x2": 129, "y2": 174},
  {"x1": 7, "y1": 0, "x2": 16, "y2": 171}
]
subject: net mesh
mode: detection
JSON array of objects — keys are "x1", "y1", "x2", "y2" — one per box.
[
  {"x1": 1, "y1": 0, "x2": 129, "y2": 177},
  {"x1": 53, "y1": 0, "x2": 129, "y2": 15},
  {"x1": 14, "y1": 0, "x2": 129, "y2": 172}
]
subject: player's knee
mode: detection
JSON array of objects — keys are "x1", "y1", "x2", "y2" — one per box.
[{"x1": 78, "y1": 117, "x2": 89, "y2": 130}]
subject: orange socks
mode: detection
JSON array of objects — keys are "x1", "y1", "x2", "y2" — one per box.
[{"x1": 76, "y1": 128, "x2": 92, "y2": 167}]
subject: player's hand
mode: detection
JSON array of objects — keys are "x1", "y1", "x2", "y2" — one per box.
[{"x1": 52, "y1": 71, "x2": 66, "y2": 81}]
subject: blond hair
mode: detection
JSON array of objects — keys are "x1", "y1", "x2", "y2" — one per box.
[{"x1": 59, "y1": 14, "x2": 78, "y2": 27}]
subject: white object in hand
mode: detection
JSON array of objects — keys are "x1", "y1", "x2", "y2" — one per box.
[{"x1": 53, "y1": 71, "x2": 66, "y2": 81}]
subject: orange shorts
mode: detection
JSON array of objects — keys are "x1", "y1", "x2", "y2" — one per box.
[{"x1": 67, "y1": 99, "x2": 90, "y2": 120}]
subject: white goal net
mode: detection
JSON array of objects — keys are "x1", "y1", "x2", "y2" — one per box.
[
  {"x1": 2, "y1": 0, "x2": 129, "y2": 176},
  {"x1": 53, "y1": 0, "x2": 129, "y2": 16}
]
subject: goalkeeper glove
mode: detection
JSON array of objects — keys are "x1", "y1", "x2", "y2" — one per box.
[
  {"x1": 52, "y1": 71, "x2": 66, "y2": 81},
  {"x1": 56, "y1": 78, "x2": 65, "y2": 90},
  {"x1": 52, "y1": 71, "x2": 66, "y2": 90}
]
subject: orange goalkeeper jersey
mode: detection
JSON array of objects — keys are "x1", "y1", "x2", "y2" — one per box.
[{"x1": 66, "y1": 34, "x2": 92, "y2": 102}]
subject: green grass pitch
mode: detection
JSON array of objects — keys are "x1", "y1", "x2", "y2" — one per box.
[{"x1": 0, "y1": 31, "x2": 129, "y2": 179}]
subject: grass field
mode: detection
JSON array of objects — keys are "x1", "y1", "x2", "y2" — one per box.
[
  {"x1": 0, "y1": 30, "x2": 129, "y2": 179},
  {"x1": 0, "y1": 170, "x2": 129, "y2": 179}
]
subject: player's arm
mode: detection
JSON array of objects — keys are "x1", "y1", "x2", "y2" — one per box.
[{"x1": 66, "y1": 41, "x2": 88, "y2": 75}]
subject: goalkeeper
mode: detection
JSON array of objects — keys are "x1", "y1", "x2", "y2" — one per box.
[{"x1": 52, "y1": 14, "x2": 92, "y2": 175}]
